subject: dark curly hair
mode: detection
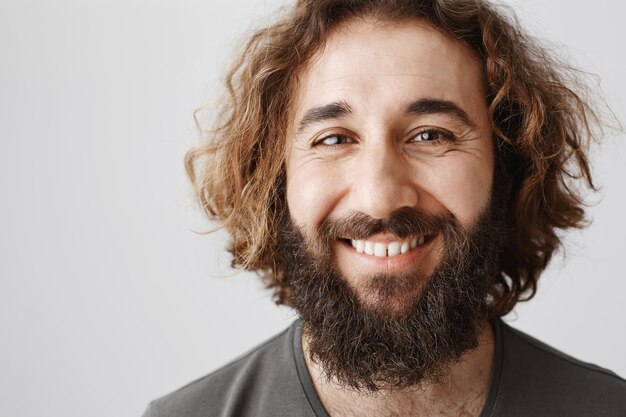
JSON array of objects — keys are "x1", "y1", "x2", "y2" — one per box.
[{"x1": 186, "y1": 0, "x2": 602, "y2": 317}]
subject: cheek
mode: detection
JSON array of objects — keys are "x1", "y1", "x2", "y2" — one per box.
[
  {"x1": 430, "y1": 156, "x2": 494, "y2": 227},
  {"x1": 286, "y1": 161, "x2": 343, "y2": 231}
]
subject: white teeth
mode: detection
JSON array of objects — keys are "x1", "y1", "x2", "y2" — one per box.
[
  {"x1": 374, "y1": 242, "x2": 386, "y2": 257},
  {"x1": 400, "y1": 241, "x2": 410, "y2": 254},
  {"x1": 388, "y1": 242, "x2": 401, "y2": 257},
  {"x1": 349, "y1": 235, "x2": 429, "y2": 258}
]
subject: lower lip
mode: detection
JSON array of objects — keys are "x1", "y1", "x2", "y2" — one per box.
[{"x1": 337, "y1": 235, "x2": 438, "y2": 273}]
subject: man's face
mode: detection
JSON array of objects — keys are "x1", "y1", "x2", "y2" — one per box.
[{"x1": 285, "y1": 18, "x2": 494, "y2": 314}]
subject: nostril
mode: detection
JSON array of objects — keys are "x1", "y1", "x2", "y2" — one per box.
[{"x1": 351, "y1": 181, "x2": 419, "y2": 220}]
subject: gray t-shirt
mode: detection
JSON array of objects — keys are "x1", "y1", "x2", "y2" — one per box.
[{"x1": 143, "y1": 319, "x2": 626, "y2": 416}]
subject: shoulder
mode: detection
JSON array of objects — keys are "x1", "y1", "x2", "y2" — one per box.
[
  {"x1": 491, "y1": 320, "x2": 626, "y2": 416},
  {"x1": 142, "y1": 321, "x2": 313, "y2": 417}
]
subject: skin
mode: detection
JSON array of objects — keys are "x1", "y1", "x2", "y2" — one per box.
[{"x1": 285, "y1": 18, "x2": 495, "y2": 416}]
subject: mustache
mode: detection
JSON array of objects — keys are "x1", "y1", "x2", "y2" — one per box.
[{"x1": 318, "y1": 206, "x2": 459, "y2": 242}]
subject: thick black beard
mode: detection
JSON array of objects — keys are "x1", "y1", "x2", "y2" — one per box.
[{"x1": 278, "y1": 197, "x2": 506, "y2": 393}]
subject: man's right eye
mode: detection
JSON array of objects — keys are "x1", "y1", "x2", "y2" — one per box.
[{"x1": 314, "y1": 134, "x2": 350, "y2": 146}]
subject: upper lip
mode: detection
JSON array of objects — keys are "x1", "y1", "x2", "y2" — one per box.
[{"x1": 343, "y1": 233, "x2": 431, "y2": 243}]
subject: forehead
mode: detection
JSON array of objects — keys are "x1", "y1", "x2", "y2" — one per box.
[{"x1": 292, "y1": 18, "x2": 487, "y2": 125}]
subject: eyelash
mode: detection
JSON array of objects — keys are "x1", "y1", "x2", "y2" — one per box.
[
  {"x1": 312, "y1": 128, "x2": 455, "y2": 147},
  {"x1": 313, "y1": 133, "x2": 353, "y2": 147},
  {"x1": 410, "y1": 128, "x2": 456, "y2": 143}
]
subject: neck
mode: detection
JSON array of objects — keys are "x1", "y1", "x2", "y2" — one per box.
[{"x1": 302, "y1": 320, "x2": 495, "y2": 417}]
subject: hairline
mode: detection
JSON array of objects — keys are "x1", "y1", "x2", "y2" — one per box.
[{"x1": 282, "y1": 14, "x2": 490, "y2": 161}]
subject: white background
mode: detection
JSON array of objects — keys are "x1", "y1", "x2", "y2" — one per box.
[{"x1": 1, "y1": 1, "x2": 624, "y2": 416}]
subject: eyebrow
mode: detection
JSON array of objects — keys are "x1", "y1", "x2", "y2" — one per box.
[
  {"x1": 297, "y1": 100, "x2": 352, "y2": 133},
  {"x1": 405, "y1": 98, "x2": 477, "y2": 129},
  {"x1": 296, "y1": 97, "x2": 477, "y2": 133}
]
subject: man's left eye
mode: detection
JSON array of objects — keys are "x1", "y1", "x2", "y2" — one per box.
[{"x1": 411, "y1": 129, "x2": 453, "y2": 142}]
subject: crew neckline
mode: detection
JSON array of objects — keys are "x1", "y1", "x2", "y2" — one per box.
[{"x1": 291, "y1": 318, "x2": 504, "y2": 417}]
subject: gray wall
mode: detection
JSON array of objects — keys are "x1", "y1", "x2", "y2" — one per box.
[{"x1": 1, "y1": 0, "x2": 624, "y2": 416}]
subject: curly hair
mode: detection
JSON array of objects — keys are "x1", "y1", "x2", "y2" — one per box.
[{"x1": 186, "y1": 0, "x2": 602, "y2": 317}]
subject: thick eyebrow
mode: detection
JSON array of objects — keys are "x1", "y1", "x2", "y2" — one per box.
[
  {"x1": 405, "y1": 98, "x2": 477, "y2": 128},
  {"x1": 297, "y1": 100, "x2": 352, "y2": 133},
  {"x1": 296, "y1": 98, "x2": 477, "y2": 133}
]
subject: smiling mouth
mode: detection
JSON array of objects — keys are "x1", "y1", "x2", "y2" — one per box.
[{"x1": 340, "y1": 234, "x2": 437, "y2": 258}]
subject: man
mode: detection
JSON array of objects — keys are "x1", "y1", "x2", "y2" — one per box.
[{"x1": 144, "y1": 0, "x2": 626, "y2": 416}]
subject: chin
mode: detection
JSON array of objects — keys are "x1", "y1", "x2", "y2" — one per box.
[{"x1": 350, "y1": 270, "x2": 430, "y2": 318}]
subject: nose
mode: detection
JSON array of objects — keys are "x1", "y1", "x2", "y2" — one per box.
[{"x1": 349, "y1": 142, "x2": 418, "y2": 219}]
